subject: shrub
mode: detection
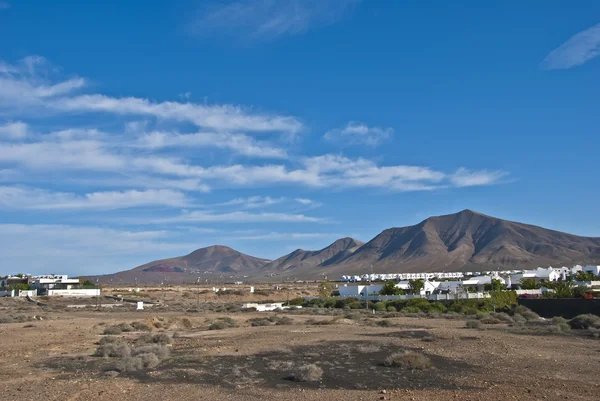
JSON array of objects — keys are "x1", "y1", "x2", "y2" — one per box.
[
  {"x1": 136, "y1": 352, "x2": 160, "y2": 368},
  {"x1": 209, "y1": 321, "x2": 229, "y2": 330},
  {"x1": 386, "y1": 306, "x2": 397, "y2": 312},
  {"x1": 151, "y1": 333, "x2": 172, "y2": 345},
  {"x1": 131, "y1": 321, "x2": 152, "y2": 332},
  {"x1": 251, "y1": 319, "x2": 271, "y2": 327},
  {"x1": 292, "y1": 364, "x2": 323, "y2": 382},
  {"x1": 134, "y1": 333, "x2": 154, "y2": 344},
  {"x1": 400, "y1": 306, "x2": 421, "y2": 314},
  {"x1": 492, "y1": 312, "x2": 514, "y2": 324},
  {"x1": 478, "y1": 313, "x2": 501, "y2": 325},
  {"x1": 466, "y1": 320, "x2": 483, "y2": 329},
  {"x1": 95, "y1": 342, "x2": 132, "y2": 358},
  {"x1": 373, "y1": 302, "x2": 387, "y2": 312},
  {"x1": 116, "y1": 356, "x2": 145, "y2": 372},
  {"x1": 382, "y1": 351, "x2": 432, "y2": 370},
  {"x1": 103, "y1": 325, "x2": 124, "y2": 335},
  {"x1": 519, "y1": 310, "x2": 542, "y2": 322},
  {"x1": 569, "y1": 314, "x2": 600, "y2": 330},
  {"x1": 376, "y1": 319, "x2": 394, "y2": 327},
  {"x1": 117, "y1": 323, "x2": 135, "y2": 332},
  {"x1": 181, "y1": 318, "x2": 193, "y2": 329},
  {"x1": 132, "y1": 344, "x2": 170, "y2": 360},
  {"x1": 275, "y1": 316, "x2": 295, "y2": 325},
  {"x1": 98, "y1": 336, "x2": 120, "y2": 345}
]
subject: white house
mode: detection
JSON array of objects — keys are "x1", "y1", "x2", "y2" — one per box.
[
  {"x1": 338, "y1": 284, "x2": 383, "y2": 297},
  {"x1": 582, "y1": 266, "x2": 600, "y2": 277},
  {"x1": 509, "y1": 267, "x2": 561, "y2": 287}
]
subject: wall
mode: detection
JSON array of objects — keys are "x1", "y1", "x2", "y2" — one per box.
[
  {"x1": 46, "y1": 288, "x2": 101, "y2": 297},
  {"x1": 518, "y1": 298, "x2": 600, "y2": 318}
]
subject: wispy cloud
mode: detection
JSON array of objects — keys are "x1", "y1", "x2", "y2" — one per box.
[
  {"x1": 191, "y1": 0, "x2": 359, "y2": 41},
  {"x1": 541, "y1": 23, "x2": 600, "y2": 70},
  {"x1": 0, "y1": 187, "x2": 191, "y2": 210},
  {"x1": 0, "y1": 121, "x2": 28, "y2": 139},
  {"x1": 0, "y1": 2, "x2": 9, "y2": 10},
  {"x1": 450, "y1": 168, "x2": 508, "y2": 187},
  {"x1": 218, "y1": 195, "x2": 285, "y2": 209},
  {"x1": 324, "y1": 122, "x2": 393, "y2": 147},
  {"x1": 146, "y1": 210, "x2": 329, "y2": 224},
  {"x1": 137, "y1": 131, "x2": 287, "y2": 159}
]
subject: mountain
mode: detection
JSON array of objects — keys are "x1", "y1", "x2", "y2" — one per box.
[
  {"x1": 261, "y1": 237, "x2": 364, "y2": 273},
  {"x1": 87, "y1": 210, "x2": 600, "y2": 283},
  {"x1": 325, "y1": 209, "x2": 600, "y2": 274},
  {"x1": 88, "y1": 245, "x2": 270, "y2": 284}
]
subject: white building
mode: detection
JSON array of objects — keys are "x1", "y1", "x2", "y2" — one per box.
[
  {"x1": 582, "y1": 265, "x2": 600, "y2": 277},
  {"x1": 338, "y1": 284, "x2": 383, "y2": 297},
  {"x1": 509, "y1": 267, "x2": 562, "y2": 287},
  {"x1": 241, "y1": 302, "x2": 300, "y2": 312}
]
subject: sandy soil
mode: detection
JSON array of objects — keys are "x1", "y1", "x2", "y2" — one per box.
[{"x1": 1, "y1": 297, "x2": 599, "y2": 401}]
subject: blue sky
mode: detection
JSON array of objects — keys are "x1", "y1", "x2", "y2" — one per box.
[{"x1": 0, "y1": 0, "x2": 599, "y2": 276}]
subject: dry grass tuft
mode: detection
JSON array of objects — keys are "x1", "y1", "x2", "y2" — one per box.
[
  {"x1": 382, "y1": 351, "x2": 432, "y2": 370},
  {"x1": 292, "y1": 363, "x2": 323, "y2": 382}
]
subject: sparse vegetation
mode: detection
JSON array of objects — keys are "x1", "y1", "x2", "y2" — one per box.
[
  {"x1": 292, "y1": 363, "x2": 323, "y2": 382},
  {"x1": 466, "y1": 320, "x2": 483, "y2": 329},
  {"x1": 569, "y1": 314, "x2": 600, "y2": 330},
  {"x1": 382, "y1": 351, "x2": 432, "y2": 370}
]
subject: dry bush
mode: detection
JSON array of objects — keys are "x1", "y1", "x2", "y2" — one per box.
[
  {"x1": 136, "y1": 352, "x2": 160, "y2": 368},
  {"x1": 250, "y1": 319, "x2": 271, "y2": 327},
  {"x1": 103, "y1": 325, "x2": 124, "y2": 335},
  {"x1": 275, "y1": 316, "x2": 295, "y2": 325},
  {"x1": 131, "y1": 321, "x2": 152, "y2": 331},
  {"x1": 292, "y1": 363, "x2": 323, "y2": 382},
  {"x1": 357, "y1": 344, "x2": 381, "y2": 353},
  {"x1": 492, "y1": 312, "x2": 514, "y2": 323},
  {"x1": 98, "y1": 336, "x2": 120, "y2": 345},
  {"x1": 382, "y1": 351, "x2": 432, "y2": 370},
  {"x1": 151, "y1": 333, "x2": 172, "y2": 345},
  {"x1": 466, "y1": 320, "x2": 483, "y2": 329},
  {"x1": 267, "y1": 360, "x2": 294, "y2": 371},
  {"x1": 132, "y1": 344, "x2": 170, "y2": 360},
  {"x1": 209, "y1": 317, "x2": 237, "y2": 330},
  {"x1": 181, "y1": 318, "x2": 193, "y2": 329},
  {"x1": 478, "y1": 313, "x2": 501, "y2": 324},
  {"x1": 95, "y1": 342, "x2": 132, "y2": 358},
  {"x1": 116, "y1": 356, "x2": 144, "y2": 372},
  {"x1": 569, "y1": 314, "x2": 600, "y2": 330}
]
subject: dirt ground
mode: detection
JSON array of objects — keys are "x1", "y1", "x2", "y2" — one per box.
[{"x1": 1, "y1": 296, "x2": 599, "y2": 401}]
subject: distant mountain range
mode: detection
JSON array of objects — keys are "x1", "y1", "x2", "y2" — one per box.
[{"x1": 87, "y1": 210, "x2": 600, "y2": 283}]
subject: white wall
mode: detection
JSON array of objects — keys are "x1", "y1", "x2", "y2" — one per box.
[{"x1": 46, "y1": 288, "x2": 100, "y2": 297}]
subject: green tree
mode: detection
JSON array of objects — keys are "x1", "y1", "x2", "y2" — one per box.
[
  {"x1": 574, "y1": 271, "x2": 597, "y2": 282},
  {"x1": 408, "y1": 279, "x2": 425, "y2": 295},
  {"x1": 484, "y1": 278, "x2": 505, "y2": 292},
  {"x1": 317, "y1": 280, "x2": 334, "y2": 298},
  {"x1": 80, "y1": 279, "x2": 94, "y2": 287},
  {"x1": 546, "y1": 280, "x2": 576, "y2": 298},
  {"x1": 380, "y1": 280, "x2": 403, "y2": 295},
  {"x1": 9, "y1": 283, "x2": 30, "y2": 291},
  {"x1": 520, "y1": 279, "x2": 540, "y2": 290}
]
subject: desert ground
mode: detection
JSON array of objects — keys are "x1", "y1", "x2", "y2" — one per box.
[{"x1": 0, "y1": 285, "x2": 599, "y2": 401}]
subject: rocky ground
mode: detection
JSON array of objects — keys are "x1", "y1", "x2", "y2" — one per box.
[{"x1": 0, "y1": 296, "x2": 599, "y2": 401}]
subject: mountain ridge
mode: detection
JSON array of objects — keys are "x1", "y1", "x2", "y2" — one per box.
[{"x1": 87, "y1": 210, "x2": 600, "y2": 282}]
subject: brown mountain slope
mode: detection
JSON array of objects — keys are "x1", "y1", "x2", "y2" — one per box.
[
  {"x1": 261, "y1": 237, "x2": 364, "y2": 272},
  {"x1": 88, "y1": 245, "x2": 270, "y2": 284},
  {"x1": 326, "y1": 209, "x2": 600, "y2": 275}
]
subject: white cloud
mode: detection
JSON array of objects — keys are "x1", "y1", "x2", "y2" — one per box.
[
  {"x1": 218, "y1": 195, "x2": 285, "y2": 209},
  {"x1": 149, "y1": 210, "x2": 328, "y2": 224},
  {"x1": 0, "y1": 56, "x2": 302, "y2": 135},
  {"x1": 191, "y1": 0, "x2": 359, "y2": 40},
  {"x1": 324, "y1": 122, "x2": 393, "y2": 146},
  {"x1": 541, "y1": 23, "x2": 600, "y2": 70},
  {"x1": 450, "y1": 168, "x2": 508, "y2": 187},
  {"x1": 0, "y1": 121, "x2": 28, "y2": 139},
  {"x1": 0, "y1": 187, "x2": 191, "y2": 210},
  {"x1": 55, "y1": 94, "x2": 303, "y2": 134},
  {"x1": 138, "y1": 131, "x2": 287, "y2": 159}
]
